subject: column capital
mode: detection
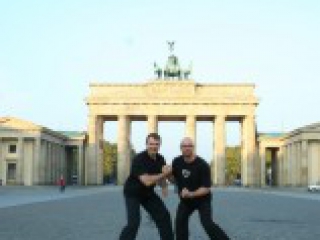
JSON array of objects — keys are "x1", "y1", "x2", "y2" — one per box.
[
  {"x1": 243, "y1": 114, "x2": 256, "y2": 122},
  {"x1": 215, "y1": 114, "x2": 226, "y2": 119},
  {"x1": 88, "y1": 114, "x2": 98, "y2": 119},
  {"x1": 118, "y1": 114, "x2": 129, "y2": 119}
]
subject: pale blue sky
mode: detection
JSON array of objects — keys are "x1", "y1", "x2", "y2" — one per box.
[{"x1": 1, "y1": 1, "x2": 320, "y2": 161}]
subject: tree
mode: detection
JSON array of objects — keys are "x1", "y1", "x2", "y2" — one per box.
[
  {"x1": 226, "y1": 146, "x2": 241, "y2": 185},
  {"x1": 103, "y1": 141, "x2": 117, "y2": 183},
  {"x1": 103, "y1": 141, "x2": 136, "y2": 183}
]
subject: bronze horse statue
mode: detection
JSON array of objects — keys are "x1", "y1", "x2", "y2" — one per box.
[
  {"x1": 154, "y1": 62, "x2": 162, "y2": 79},
  {"x1": 163, "y1": 55, "x2": 181, "y2": 79}
]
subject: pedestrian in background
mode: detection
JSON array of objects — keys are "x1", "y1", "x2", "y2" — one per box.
[{"x1": 58, "y1": 174, "x2": 66, "y2": 193}]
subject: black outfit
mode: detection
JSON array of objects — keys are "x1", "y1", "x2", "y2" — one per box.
[
  {"x1": 172, "y1": 155, "x2": 229, "y2": 240},
  {"x1": 119, "y1": 150, "x2": 174, "y2": 240}
]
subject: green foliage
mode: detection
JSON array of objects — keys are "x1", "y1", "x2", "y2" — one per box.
[
  {"x1": 225, "y1": 147, "x2": 272, "y2": 184},
  {"x1": 266, "y1": 150, "x2": 272, "y2": 169},
  {"x1": 226, "y1": 146, "x2": 241, "y2": 184},
  {"x1": 103, "y1": 141, "x2": 117, "y2": 177},
  {"x1": 103, "y1": 141, "x2": 136, "y2": 179}
]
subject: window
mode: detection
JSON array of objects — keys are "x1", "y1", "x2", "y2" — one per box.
[
  {"x1": 7, "y1": 163, "x2": 16, "y2": 181},
  {"x1": 8, "y1": 144, "x2": 17, "y2": 154}
]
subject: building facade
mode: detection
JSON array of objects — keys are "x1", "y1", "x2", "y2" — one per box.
[
  {"x1": 0, "y1": 117, "x2": 86, "y2": 186},
  {"x1": 2, "y1": 116, "x2": 320, "y2": 187},
  {"x1": 258, "y1": 123, "x2": 320, "y2": 187},
  {"x1": 86, "y1": 80, "x2": 259, "y2": 186}
]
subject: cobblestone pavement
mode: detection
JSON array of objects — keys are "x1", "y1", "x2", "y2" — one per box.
[{"x1": 0, "y1": 186, "x2": 320, "y2": 240}]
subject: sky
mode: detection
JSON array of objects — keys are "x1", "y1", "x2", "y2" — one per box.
[{"x1": 1, "y1": 1, "x2": 320, "y2": 161}]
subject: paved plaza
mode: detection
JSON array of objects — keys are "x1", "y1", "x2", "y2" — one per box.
[{"x1": 0, "y1": 186, "x2": 320, "y2": 240}]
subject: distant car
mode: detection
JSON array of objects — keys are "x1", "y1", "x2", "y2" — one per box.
[
  {"x1": 307, "y1": 183, "x2": 320, "y2": 192},
  {"x1": 233, "y1": 179, "x2": 242, "y2": 186},
  {"x1": 72, "y1": 175, "x2": 78, "y2": 185}
]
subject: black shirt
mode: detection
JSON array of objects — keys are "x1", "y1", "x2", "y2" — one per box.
[
  {"x1": 124, "y1": 150, "x2": 166, "y2": 197},
  {"x1": 172, "y1": 155, "x2": 212, "y2": 204}
]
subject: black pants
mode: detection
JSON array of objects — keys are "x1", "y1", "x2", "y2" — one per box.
[
  {"x1": 119, "y1": 192, "x2": 174, "y2": 240},
  {"x1": 175, "y1": 200, "x2": 229, "y2": 240}
]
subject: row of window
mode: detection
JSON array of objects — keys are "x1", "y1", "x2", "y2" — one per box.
[
  {"x1": 9, "y1": 144, "x2": 17, "y2": 153},
  {"x1": 5, "y1": 144, "x2": 17, "y2": 154},
  {"x1": 7, "y1": 163, "x2": 16, "y2": 180}
]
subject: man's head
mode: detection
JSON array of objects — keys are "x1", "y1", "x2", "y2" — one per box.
[
  {"x1": 180, "y1": 137, "x2": 195, "y2": 158},
  {"x1": 146, "y1": 133, "x2": 161, "y2": 157}
]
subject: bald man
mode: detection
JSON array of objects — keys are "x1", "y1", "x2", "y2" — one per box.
[{"x1": 171, "y1": 137, "x2": 229, "y2": 240}]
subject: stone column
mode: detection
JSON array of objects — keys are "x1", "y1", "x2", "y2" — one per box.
[
  {"x1": 17, "y1": 137, "x2": 24, "y2": 185},
  {"x1": 54, "y1": 144, "x2": 59, "y2": 184},
  {"x1": 308, "y1": 143, "x2": 313, "y2": 185},
  {"x1": 52, "y1": 143, "x2": 56, "y2": 184},
  {"x1": 117, "y1": 115, "x2": 131, "y2": 185},
  {"x1": 52, "y1": 143, "x2": 59, "y2": 184},
  {"x1": 271, "y1": 149, "x2": 277, "y2": 186},
  {"x1": 58, "y1": 144, "x2": 63, "y2": 178},
  {"x1": 78, "y1": 144, "x2": 83, "y2": 185},
  {"x1": 0, "y1": 138, "x2": 5, "y2": 185},
  {"x1": 47, "y1": 142, "x2": 52, "y2": 184},
  {"x1": 278, "y1": 147, "x2": 284, "y2": 186},
  {"x1": 242, "y1": 115, "x2": 257, "y2": 186},
  {"x1": 59, "y1": 146, "x2": 67, "y2": 178},
  {"x1": 50, "y1": 143, "x2": 53, "y2": 184},
  {"x1": 288, "y1": 144, "x2": 293, "y2": 186},
  {"x1": 292, "y1": 142, "x2": 298, "y2": 186},
  {"x1": 282, "y1": 146, "x2": 287, "y2": 186},
  {"x1": 301, "y1": 140, "x2": 308, "y2": 186},
  {"x1": 287, "y1": 143, "x2": 293, "y2": 186},
  {"x1": 52, "y1": 143, "x2": 55, "y2": 184},
  {"x1": 259, "y1": 145, "x2": 266, "y2": 187},
  {"x1": 87, "y1": 114, "x2": 97, "y2": 185},
  {"x1": 55, "y1": 144, "x2": 60, "y2": 184},
  {"x1": 185, "y1": 115, "x2": 196, "y2": 146},
  {"x1": 0, "y1": 138, "x2": 3, "y2": 184},
  {"x1": 308, "y1": 142, "x2": 315, "y2": 185},
  {"x1": 318, "y1": 144, "x2": 320, "y2": 184},
  {"x1": 61, "y1": 145, "x2": 66, "y2": 181},
  {"x1": 29, "y1": 136, "x2": 41, "y2": 185},
  {"x1": 96, "y1": 117, "x2": 104, "y2": 185},
  {"x1": 147, "y1": 115, "x2": 158, "y2": 134},
  {"x1": 291, "y1": 143, "x2": 296, "y2": 186},
  {"x1": 296, "y1": 142, "x2": 302, "y2": 186},
  {"x1": 1, "y1": 141, "x2": 6, "y2": 185},
  {"x1": 213, "y1": 115, "x2": 225, "y2": 185},
  {"x1": 38, "y1": 140, "x2": 46, "y2": 184},
  {"x1": 87, "y1": 114, "x2": 103, "y2": 185}
]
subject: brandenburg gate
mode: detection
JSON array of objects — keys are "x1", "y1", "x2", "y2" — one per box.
[{"x1": 85, "y1": 44, "x2": 259, "y2": 186}]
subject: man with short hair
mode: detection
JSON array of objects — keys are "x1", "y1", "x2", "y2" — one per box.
[
  {"x1": 171, "y1": 137, "x2": 229, "y2": 240},
  {"x1": 119, "y1": 133, "x2": 174, "y2": 240}
]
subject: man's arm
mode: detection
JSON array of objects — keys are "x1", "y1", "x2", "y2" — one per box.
[
  {"x1": 139, "y1": 164, "x2": 172, "y2": 187},
  {"x1": 139, "y1": 173, "x2": 166, "y2": 187},
  {"x1": 159, "y1": 178, "x2": 169, "y2": 197},
  {"x1": 166, "y1": 173, "x2": 175, "y2": 184},
  {"x1": 160, "y1": 165, "x2": 173, "y2": 197},
  {"x1": 181, "y1": 187, "x2": 210, "y2": 199}
]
